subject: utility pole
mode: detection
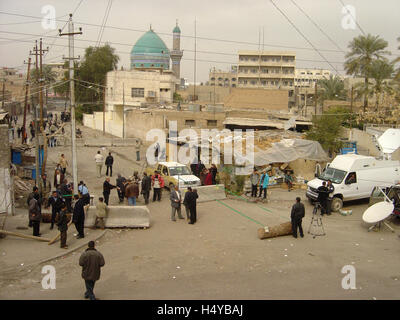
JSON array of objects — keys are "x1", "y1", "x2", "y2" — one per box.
[
  {"x1": 314, "y1": 83, "x2": 318, "y2": 115},
  {"x1": 38, "y1": 38, "x2": 48, "y2": 129},
  {"x1": 122, "y1": 82, "x2": 125, "y2": 139},
  {"x1": 22, "y1": 57, "x2": 31, "y2": 144},
  {"x1": 350, "y1": 85, "x2": 354, "y2": 113},
  {"x1": 304, "y1": 90, "x2": 307, "y2": 117},
  {"x1": 30, "y1": 41, "x2": 41, "y2": 190},
  {"x1": 103, "y1": 84, "x2": 106, "y2": 135},
  {"x1": 193, "y1": 18, "x2": 196, "y2": 102},
  {"x1": 59, "y1": 14, "x2": 82, "y2": 192},
  {"x1": 1, "y1": 79, "x2": 5, "y2": 109}
]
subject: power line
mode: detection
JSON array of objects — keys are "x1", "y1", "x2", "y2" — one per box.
[
  {"x1": 337, "y1": 0, "x2": 366, "y2": 35},
  {"x1": 0, "y1": 30, "x2": 350, "y2": 65},
  {"x1": 269, "y1": 0, "x2": 340, "y2": 75},
  {"x1": 290, "y1": 0, "x2": 345, "y2": 53},
  {"x1": 96, "y1": 0, "x2": 113, "y2": 47},
  {"x1": 0, "y1": 10, "x2": 351, "y2": 54}
]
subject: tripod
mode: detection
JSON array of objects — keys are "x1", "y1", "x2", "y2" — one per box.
[{"x1": 308, "y1": 202, "x2": 326, "y2": 238}]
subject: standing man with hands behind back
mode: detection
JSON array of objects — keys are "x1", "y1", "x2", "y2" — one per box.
[
  {"x1": 94, "y1": 151, "x2": 104, "y2": 178},
  {"x1": 291, "y1": 197, "x2": 305, "y2": 238}
]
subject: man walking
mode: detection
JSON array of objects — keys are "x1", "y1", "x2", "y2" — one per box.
[
  {"x1": 60, "y1": 179, "x2": 72, "y2": 213},
  {"x1": 46, "y1": 190, "x2": 64, "y2": 230},
  {"x1": 57, "y1": 203, "x2": 69, "y2": 249},
  {"x1": 116, "y1": 174, "x2": 126, "y2": 203},
  {"x1": 103, "y1": 177, "x2": 118, "y2": 205},
  {"x1": 151, "y1": 171, "x2": 164, "y2": 202},
  {"x1": 135, "y1": 139, "x2": 142, "y2": 161},
  {"x1": 94, "y1": 151, "x2": 104, "y2": 178},
  {"x1": 59, "y1": 154, "x2": 68, "y2": 175},
  {"x1": 259, "y1": 170, "x2": 269, "y2": 200},
  {"x1": 250, "y1": 169, "x2": 260, "y2": 198},
  {"x1": 28, "y1": 193, "x2": 41, "y2": 236},
  {"x1": 141, "y1": 172, "x2": 151, "y2": 205},
  {"x1": 73, "y1": 194, "x2": 85, "y2": 239},
  {"x1": 183, "y1": 187, "x2": 199, "y2": 224},
  {"x1": 170, "y1": 185, "x2": 184, "y2": 221},
  {"x1": 95, "y1": 197, "x2": 108, "y2": 229},
  {"x1": 125, "y1": 180, "x2": 139, "y2": 206},
  {"x1": 291, "y1": 197, "x2": 305, "y2": 238},
  {"x1": 105, "y1": 152, "x2": 114, "y2": 177},
  {"x1": 79, "y1": 241, "x2": 105, "y2": 300}
]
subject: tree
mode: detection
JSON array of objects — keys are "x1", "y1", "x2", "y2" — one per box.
[
  {"x1": 393, "y1": 36, "x2": 400, "y2": 81},
  {"x1": 75, "y1": 44, "x2": 119, "y2": 105},
  {"x1": 316, "y1": 75, "x2": 347, "y2": 105},
  {"x1": 368, "y1": 59, "x2": 394, "y2": 111},
  {"x1": 306, "y1": 114, "x2": 343, "y2": 156},
  {"x1": 344, "y1": 34, "x2": 390, "y2": 112}
]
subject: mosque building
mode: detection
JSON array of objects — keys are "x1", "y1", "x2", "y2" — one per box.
[{"x1": 84, "y1": 22, "x2": 183, "y2": 137}]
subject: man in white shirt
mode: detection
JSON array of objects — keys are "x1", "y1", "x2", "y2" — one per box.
[{"x1": 94, "y1": 151, "x2": 104, "y2": 178}]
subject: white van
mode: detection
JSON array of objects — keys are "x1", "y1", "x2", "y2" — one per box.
[{"x1": 306, "y1": 154, "x2": 400, "y2": 211}]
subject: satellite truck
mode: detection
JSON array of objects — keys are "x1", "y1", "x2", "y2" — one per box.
[{"x1": 306, "y1": 154, "x2": 400, "y2": 212}]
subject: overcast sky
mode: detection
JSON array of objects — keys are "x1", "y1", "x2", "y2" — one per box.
[{"x1": 0, "y1": 0, "x2": 399, "y2": 82}]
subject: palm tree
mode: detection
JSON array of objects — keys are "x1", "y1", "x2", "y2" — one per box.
[
  {"x1": 368, "y1": 59, "x2": 394, "y2": 111},
  {"x1": 316, "y1": 75, "x2": 347, "y2": 105},
  {"x1": 344, "y1": 34, "x2": 390, "y2": 112}
]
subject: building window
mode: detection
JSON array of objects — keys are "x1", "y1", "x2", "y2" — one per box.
[
  {"x1": 131, "y1": 88, "x2": 144, "y2": 97},
  {"x1": 251, "y1": 80, "x2": 257, "y2": 85},
  {"x1": 207, "y1": 120, "x2": 217, "y2": 127},
  {"x1": 211, "y1": 77, "x2": 215, "y2": 81},
  {"x1": 185, "y1": 120, "x2": 195, "y2": 127},
  {"x1": 232, "y1": 84, "x2": 236, "y2": 87},
  {"x1": 231, "y1": 78, "x2": 236, "y2": 81}
]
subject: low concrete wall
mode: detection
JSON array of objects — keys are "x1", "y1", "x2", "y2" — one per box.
[
  {"x1": 84, "y1": 205, "x2": 150, "y2": 228},
  {"x1": 180, "y1": 184, "x2": 227, "y2": 203},
  {"x1": 342, "y1": 128, "x2": 380, "y2": 156}
]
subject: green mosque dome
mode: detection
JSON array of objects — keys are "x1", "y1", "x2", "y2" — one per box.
[{"x1": 130, "y1": 29, "x2": 170, "y2": 70}]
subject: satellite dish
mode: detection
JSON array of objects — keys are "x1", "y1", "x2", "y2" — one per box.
[{"x1": 362, "y1": 201, "x2": 394, "y2": 224}]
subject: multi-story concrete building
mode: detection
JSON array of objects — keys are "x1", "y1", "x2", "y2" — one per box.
[
  {"x1": 44, "y1": 62, "x2": 66, "y2": 81},
  {"x1": 208, "y1": 66, "x2": 238, "y2": 87},
  {"x1": 237, "y1": 51, "x2": 295, "y2": 89},
  {"x1": 295, "y1": 68, "x2": 331, "y2": 88}
]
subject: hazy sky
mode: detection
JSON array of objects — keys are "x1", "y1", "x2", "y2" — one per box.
[{"x1": 0, "y1": 0, "x2": 399, "y2": 82}]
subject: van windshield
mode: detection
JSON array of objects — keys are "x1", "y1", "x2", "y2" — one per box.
[
  {"x1": 169, "y1": 166, "x2": 191, "y2": 176},
  {"x1": 319, "y1": 167, "x2": 347, "y2": 184}
]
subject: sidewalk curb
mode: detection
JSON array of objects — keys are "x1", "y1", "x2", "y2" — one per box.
[
  {"x1": 39, "y1": 229, "x2": 109, "y2": 265},
  {"x1": 1, "y1": 230, "x2": 109, "y2": 275}
]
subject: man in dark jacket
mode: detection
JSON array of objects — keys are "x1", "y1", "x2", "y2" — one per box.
[
  {"x1": 326, "y1": 180, "x2": 335, "y2": 215},
  {"x1": 60, "y1": 179, "x2": 72, "y2": 213},
  {"x1": 183, "y1": 187, "x2": 199, "y2": 224},
  {"x1": 79, "y1": 241, "x2": 105, "y2": 300},
  {"x1": 116, "y1": 174, "x2": 126, "y2": 203},
  {"x1": 27, "y1": 186, "x2": 41, "y2": 227},
  {"x1": 29, "y1": 195, "x2": 41, "y2": 236},
  {"x1": 46, "y1": 190, "x2": 65, "y2": 229},
  {"x1": 291, "y1": 197, "x2": 305, "y2": 238},
  {"x1": 141, "y1": 172, "x2": 151, "y2": 204},
  {"x1": 73, "y1": 194, "x2": 85, "y2": 239},
  {"x1": 103, "y1": 177, "x2": 118, "y2": 205},
  {"x1": 57, "y1": 203, "x2": 69, "y2": 249},
  {"x1": 317, "y1": 181, "x2": 329, "y2": 215},
  {"x1": 105, "y1": 152, "x2": 114, "y2": 177}
]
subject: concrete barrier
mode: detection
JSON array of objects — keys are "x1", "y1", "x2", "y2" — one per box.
[
  {"x1": 84, "y1": 205, "x2": 150, "y2": 228},
  {"x1": 181, "y1": 184, "x2": 227, "y2": 203}
]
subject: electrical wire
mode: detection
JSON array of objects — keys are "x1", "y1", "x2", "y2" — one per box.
[
  {"x1": 337, "y1": 0, "x2": 366, "y2": 35},
  {"x1": 290, "y1": 0, "x2": 345, "y2": 53},
  {"x1": 269, "y1": 0, "x2": 340, "y2": 75}
]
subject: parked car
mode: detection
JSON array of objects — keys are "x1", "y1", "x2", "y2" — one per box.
[{"x1": 146, "y1": 161, "x2": 201, "y2": 189}]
